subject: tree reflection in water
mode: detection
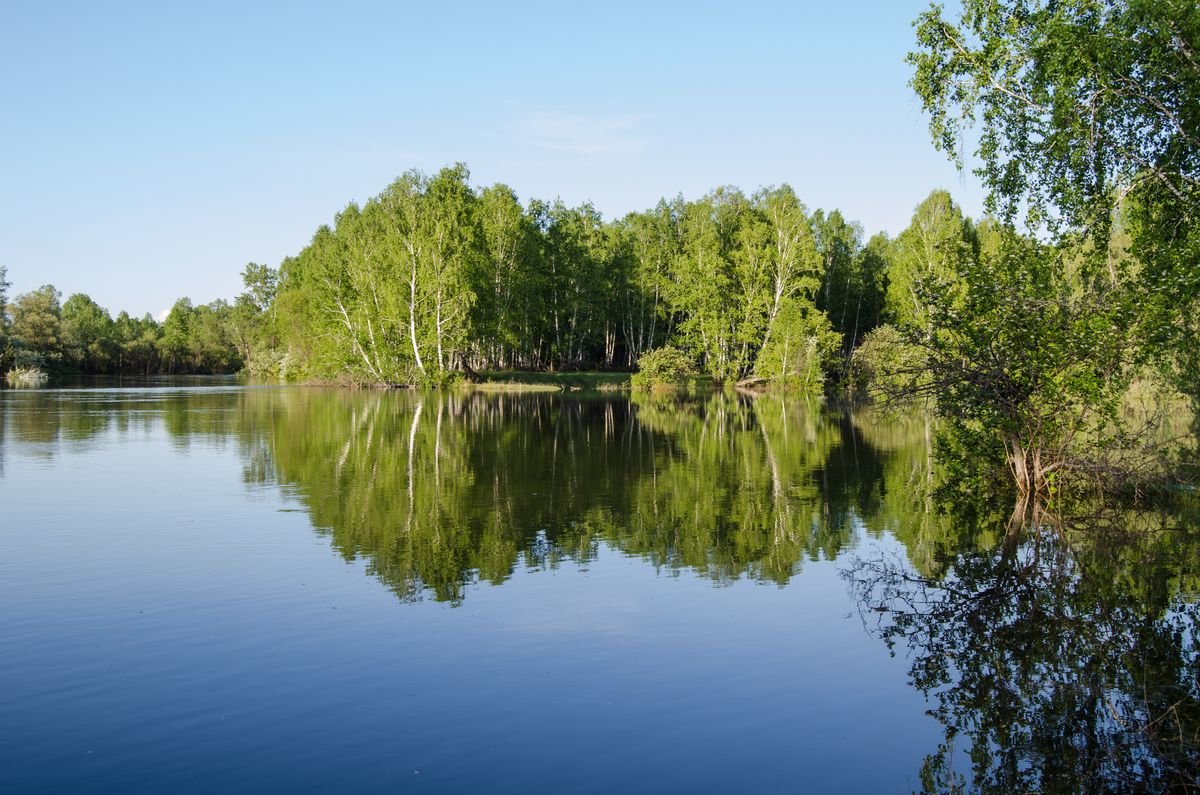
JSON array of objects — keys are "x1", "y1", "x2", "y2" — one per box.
[
  {"x1": 5, "y1": 385, "x2": 1197, "y2": 789},
  {"x1": 847, "y1": 503, "x2": 1200, "y2": 793},
  {"x1": 242, "y1": 389, "x2": 868, "y2": 604}
]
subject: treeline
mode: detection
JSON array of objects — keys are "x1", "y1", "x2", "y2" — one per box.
[
  {"x1": 0, "y1": 173, "x2": 1027, "y2": 390},
  {"x1": 6, "y1": 168, "x2": 972, "y2": 387},
  {"x1": 263, "y1": 163, "x2": 896, "y2": 387},
  {"x1": 0, "y1": 271, "x2": 249, "y2": 376},
  {"x1": 262, "y1": 166, "x2": 1014, "y2": 393}
]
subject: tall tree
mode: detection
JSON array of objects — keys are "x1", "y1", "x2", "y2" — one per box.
[
  {"x1": 848, "y1": 232, "x2": 890, "y2": 354},
  {"x1": 159, "y1": 298, "x2": 194, "y2": 373},
  {"x1": 615, "y1": 202, "x2": 677, "y2": 365},
  {"x1": 112, "y1": 311, "x2": 160, "y2": 374},
  {"x1": 241, "y1": 263, "x2": 278, "y2": 314},
  {"x1": 474, "y1": 184, "x2": 538, "y2": 369},
  {"x1": 754, "y1": 185, "x2": 823, "y2": 364},
  {"x1": 9, "y1": 285, "x2": 63, "y2": 368},
  {"x1": 61, "y1": 293, "x2": 115, "y2": 372},
  {"x1": 910, "y1": 0, "x2": 1200, "y2": 390},
  {"x1": 421, "y1": 164, "x2": 481, "y2": 372},
  {"x1": 812, "y1": 209, "x2": 867, "y2": 358},
  {"x1": 669, "y1": 189, "x2": 744, "y2": 380},
  {"x1": 541, "y1": 201, "x2": 609, "y2": 369},
  {"x1": 885, "y1": 190, "x2": 975, "y2": 338}
]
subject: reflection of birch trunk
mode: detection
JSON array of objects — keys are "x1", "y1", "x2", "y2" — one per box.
[
  {"x1": 757, "y1": 404, "x2": 789, "y2": 543},
  {"x1": 434, "y1": 400, "x2": 443, "y2": 494},
  {"x1": 406, "y1": 401, "x2": 423, "y2": 535},
  {"x1": 335, "y1": 397, "x2": 379, "y2": 479},
  {"x1": 923, "y1": 414, "x2": 934, "y2": 509}
]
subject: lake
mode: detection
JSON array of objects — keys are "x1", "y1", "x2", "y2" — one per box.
[{"x1": 1, "y1": 382, "x2": 1197, "y2": 792}]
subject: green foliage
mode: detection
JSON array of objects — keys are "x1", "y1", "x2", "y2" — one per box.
[
  {"x1": 850, "y1": 323, "x2": 927, "y2": 402},
  {"x1": 910, "y1": 0, "x2": 1199, "y2": 236},
  {"x1": 814, "y1": 209, "x2": 885, "y2": 365},
  {"x1": 906, "y1": 0, "x2": 1200, "y2": 489},
  {"x1": 665, "y1": 186, "x2": 826, "y2": 382},
  {"x1": 262, "y1": 166, "x2": 858, "y2": 387},
  {"x1": 61, "y1": 293, "x2": 116, "y2": 373},
  {"x1": 884, "y1": 190, "x2": 974, "y2": 335},
  {"x1": 753, "y1": 299, "x2": 840, "y2": 392},
  {"x1": 473, "y1": 184, "x2": 540, "y2": 368},
  {"x1": 0, "y1": 282, "x2": 250, "y2": 379},
  {"x1": 273, "y1": 164, "x2": 488, "y2": 385},
  {"x1": 241, "y1": 263, "x2": 278, "y2": 312},
  {"x1": 865, "y1": 218, "x2": 1143, "y2": 491},
  {"x1": 631, "y1": 345, "x2": 696, "y2": 390},
  {"x1": 612, "y1": 201, "x2": 676, "y2": 365},
  {"x1": 111, "y1": 311, "x2": 163, "y2": 374},
  {"x1": 9, "y1": 285, "x2": 63, "y2": 370}
]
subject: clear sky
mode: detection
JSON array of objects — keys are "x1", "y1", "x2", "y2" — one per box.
[{"x1": 0, "y1": 0, "x2": 981, "y2": 319}]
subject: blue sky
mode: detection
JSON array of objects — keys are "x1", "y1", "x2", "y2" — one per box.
[{"x1": 0, "y1": 0, "x2": 981, "y2": 318}]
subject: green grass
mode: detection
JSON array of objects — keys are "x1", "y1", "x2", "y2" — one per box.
[{"x1": 470, "y1": 370, "x2": 632, "y2": 392}]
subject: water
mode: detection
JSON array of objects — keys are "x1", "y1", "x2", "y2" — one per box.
[{"x1": 1, "y1": 383, "x2": 1196, "y2": 792}]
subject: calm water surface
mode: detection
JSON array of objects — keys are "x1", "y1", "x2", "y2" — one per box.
[{"x1": 1, "y1": 383, "x2": 1197, "y2": 793}]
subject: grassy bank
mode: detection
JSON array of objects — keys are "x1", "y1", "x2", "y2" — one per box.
[{"x1": 468, "y1": 371, "x2": 632, "y2": 392}]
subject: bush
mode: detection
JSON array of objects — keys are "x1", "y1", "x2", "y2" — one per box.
[
  {"x1": 5, "y1": 366, "x2": 49, "y2": 387},
  {"x1": 850, "y1": 324, "x2": 928, "y2": 403},
  {"x1": 632, "y1": 346, "x2": 697, "y2": 390}
]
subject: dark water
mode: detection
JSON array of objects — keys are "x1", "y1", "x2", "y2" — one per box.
[{"x1": 1, "y1": 384, "x2": 1197, "y2": 793}]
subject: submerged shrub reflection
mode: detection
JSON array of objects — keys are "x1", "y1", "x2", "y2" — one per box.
[{"x1": 847, "y1": 500, "x2": 1200, "y2": 793}]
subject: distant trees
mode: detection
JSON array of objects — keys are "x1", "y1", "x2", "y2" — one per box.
[
  {"x1": 0, "y1": 164, "x2": 932, "y2": 389},
  {"x1": 1, "y1": 286, "x2": 244, "y2": 378},
  {"x1": 112, "y1": 311, "x2": 162, "y2": 374}
]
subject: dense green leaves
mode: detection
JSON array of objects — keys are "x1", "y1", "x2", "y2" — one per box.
[
  {"x1": 9, "y1": 286, "x2": 63, "y2": 371},
  {"x1": 2, "y1": 287, "x2": 245, "y2": 378},
  {"x1": 903, "y1": 0, "x2": 1200, "y2": 490},
  {"x1": 262, "y1": 169, "x2": 873, "y2": 388},
  {"x1": 631, "y1": 345, "x2": 696, "y2": 390},
  {"x1": 2, "y1": 166, "x2": 905, "y2": 390}
]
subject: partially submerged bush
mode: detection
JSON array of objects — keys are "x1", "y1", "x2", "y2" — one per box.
[
  {"x1": 242, "y1": 347, "x2": 288, "y2": 380},
  {"x1": 5, "y1": 366, "x2": 49, "y2": 387},
  {"x1": 850, "y1": 324, "x2": 928, "y2": 404},
  {"x1": 632, "y1": 346, "x2": 697, "y2": 390}
]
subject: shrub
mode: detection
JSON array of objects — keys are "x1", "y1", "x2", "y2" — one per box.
[
  {"x1": 632, "y1": 346, "x2": 697, "y2": 390},
  {"x1": 850, "y1": 324, "x2": 928, "y2": 403}
]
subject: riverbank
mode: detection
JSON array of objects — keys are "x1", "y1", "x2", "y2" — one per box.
[{"x1": 467, "y1": 371, "x2": 632, "y2": 392}]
